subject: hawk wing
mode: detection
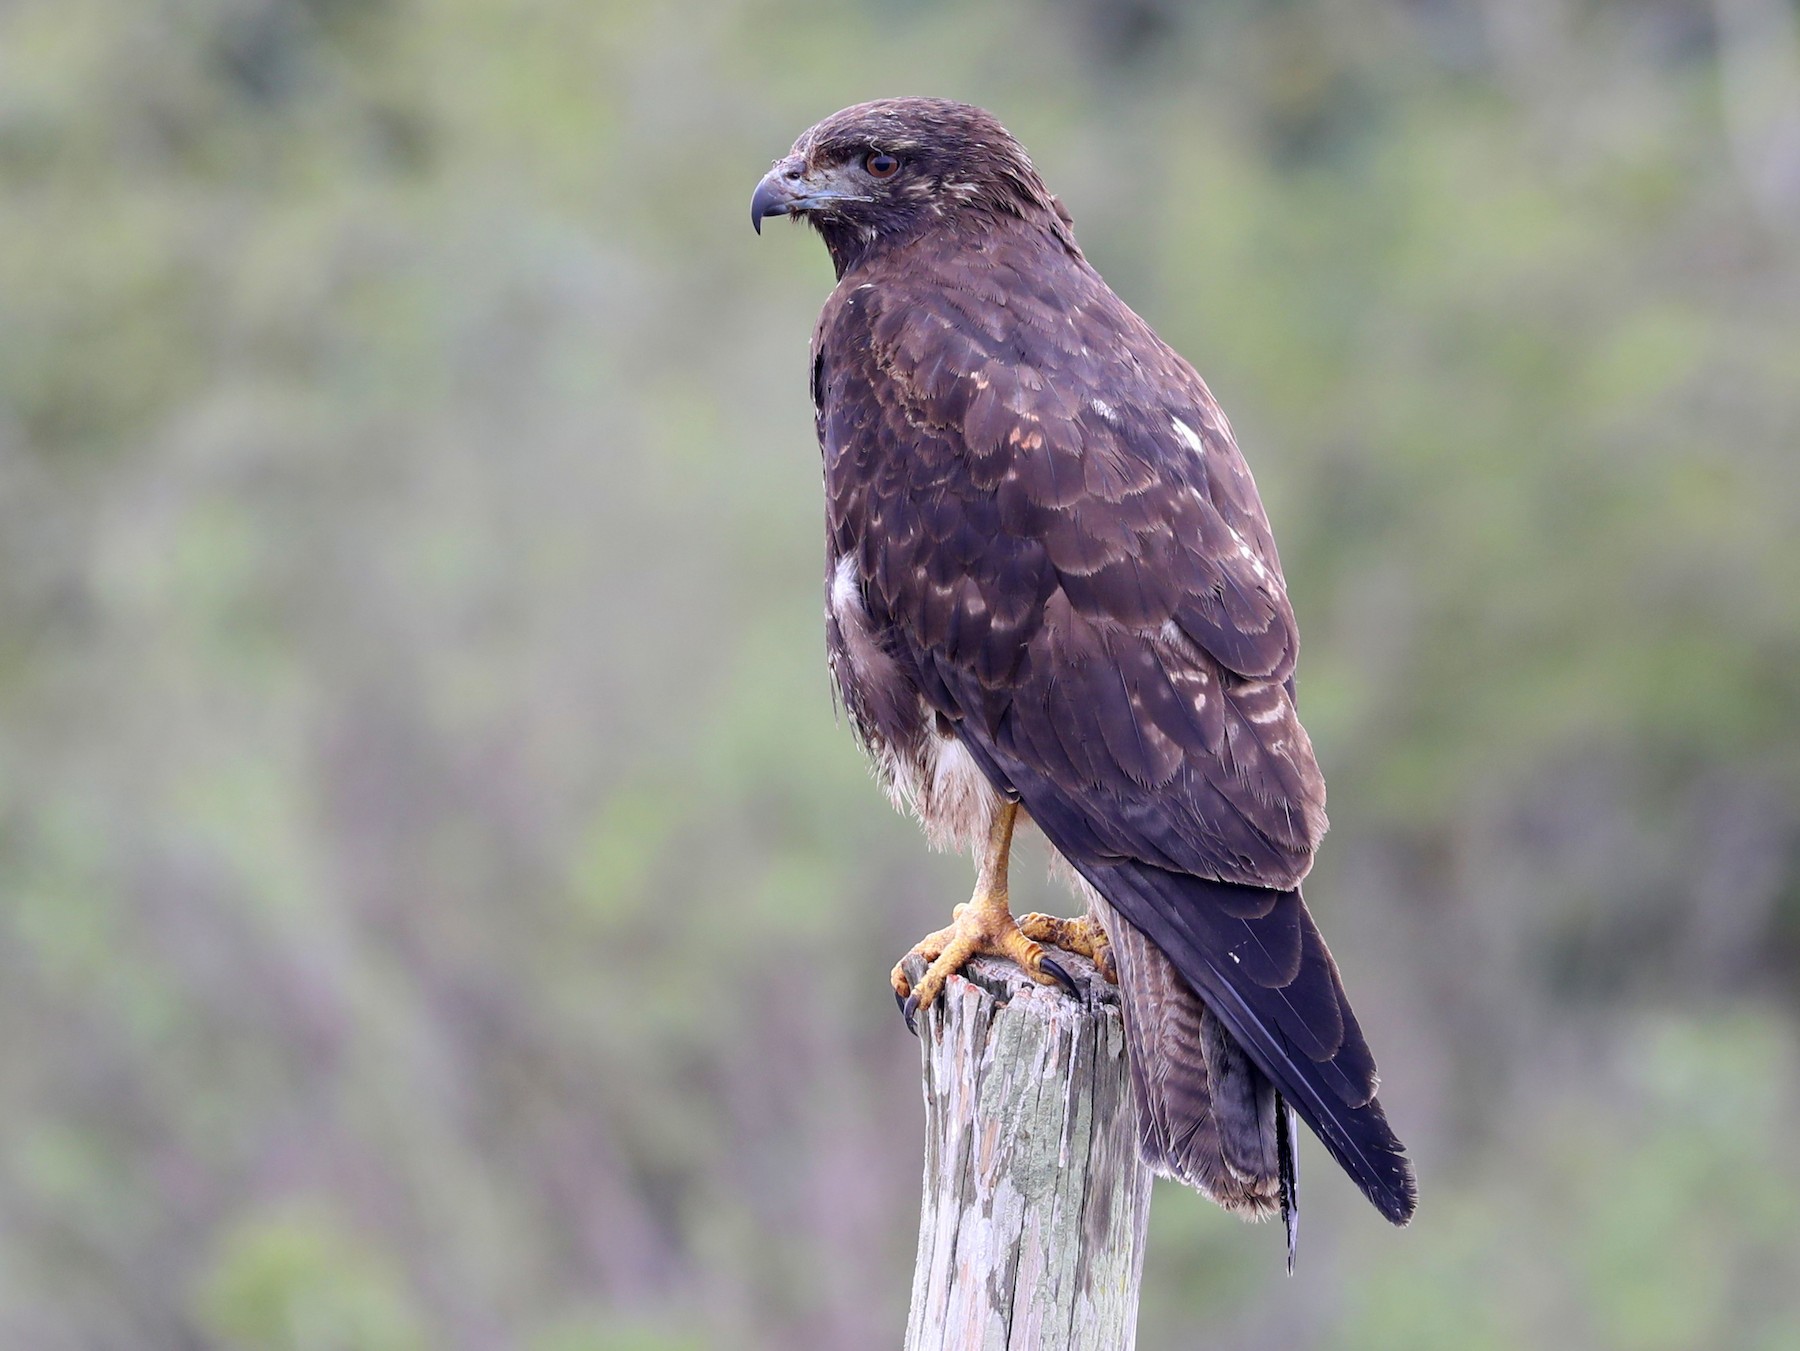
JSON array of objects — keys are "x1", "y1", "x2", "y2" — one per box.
[{"x1": 819, "y1": 244, "x2": 1416, "y2": 1223}]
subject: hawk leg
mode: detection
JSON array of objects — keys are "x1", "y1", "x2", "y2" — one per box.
[
  {"x1": 1017, "y1": 912, "x2": 1117, "y2": 984},
  {"x1": 889, "y1": 802, "x2": 1079, "y2": 1032}
]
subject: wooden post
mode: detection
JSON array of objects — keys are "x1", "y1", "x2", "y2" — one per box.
[{"x1": 902, "y1": 951, "x2": 1154, "y2": 1351}]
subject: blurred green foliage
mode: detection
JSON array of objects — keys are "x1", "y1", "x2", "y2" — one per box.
[
  {"x1": 0, "y1": 1, "x2": 1797, "y2": 1347},
  {"x1": 199, "y1": 1204, "x2": 425, "y2": 1351}
]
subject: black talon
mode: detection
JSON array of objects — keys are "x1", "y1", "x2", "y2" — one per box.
[
  {"x1": 1041, "y1": 955, "x2": 1080, "y2": 999},
  {"x1": 902, "y1": 993, "x2": 921, "y2": 1036}
]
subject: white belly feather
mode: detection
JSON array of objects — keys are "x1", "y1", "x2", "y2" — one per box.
[{"x1": 828, "y1": 554, "x2": 1002, "y2": 856}]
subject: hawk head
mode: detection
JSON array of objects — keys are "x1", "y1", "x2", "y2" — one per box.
[{"x1": 751, "y1": 98, "x2": 1073, "y2": 275}]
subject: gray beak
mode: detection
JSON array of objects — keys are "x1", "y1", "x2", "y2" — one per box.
[{"x1": 750, "y1": 156, "x2": 809, "y2": 234}]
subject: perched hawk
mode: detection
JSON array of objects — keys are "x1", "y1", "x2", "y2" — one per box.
[{"x1": 751, "y1": 98, "x2": 1415, "y2": 1255}]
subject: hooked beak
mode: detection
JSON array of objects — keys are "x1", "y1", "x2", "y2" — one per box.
[
  {"x1": 750, "y1": 155, "x2": 868, "y2": 234},
  {"x1": 749, "y1": 163, "x2": 800, "y2": 234}
]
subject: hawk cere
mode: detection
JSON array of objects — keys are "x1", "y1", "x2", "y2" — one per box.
[{"x1": 751, "y1": 98, "x2": 1415, "y2": 1256}]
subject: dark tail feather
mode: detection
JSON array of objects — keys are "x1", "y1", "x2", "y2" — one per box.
[
  {"x1": 1277, "y1": 1095, "x2": 1299, "y2": 1273},
  {"x1": 1084, "y1": 859, "x2": 1417, "y2": 1226},
  {"x1": 1099, "y1": 898, "x2": 1290, "y2": 1220}
]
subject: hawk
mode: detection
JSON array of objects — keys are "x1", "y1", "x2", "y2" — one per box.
[{"x1": 751, "y1": 98, "x2": 1415, "y2": 1256}]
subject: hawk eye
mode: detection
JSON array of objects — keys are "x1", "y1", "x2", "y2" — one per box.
[{"x1": 864, "y1": 151, "x2": 900, "y2": 179}]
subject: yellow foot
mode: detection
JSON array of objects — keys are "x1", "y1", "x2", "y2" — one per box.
[
  {"x1": 887, "y1": 802, "x2": 1082, "y2": 1034},
  {"x1": 1017, "y1": 912, "x2": 1117, "y2": 984},
  {"x1": 889, "y1": 896, "x2": 1080, "y2": 1034}
]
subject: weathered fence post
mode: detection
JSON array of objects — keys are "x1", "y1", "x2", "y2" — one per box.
[{"x1": 903, "y1": 951, "x2": 1154, "y2": 1351}]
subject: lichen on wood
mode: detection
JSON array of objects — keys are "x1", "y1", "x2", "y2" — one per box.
[{"x1": 903, "y1": 951, "x2": 1153, "y2": 1351}]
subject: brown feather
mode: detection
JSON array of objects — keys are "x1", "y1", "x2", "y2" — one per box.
[{"x1": 1089, "y1": 891, "x2": 1283, "y2": 1217}]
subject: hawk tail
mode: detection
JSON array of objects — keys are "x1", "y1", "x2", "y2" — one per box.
[
  {"x1": 1093, "y1": 893, "x2": 1295, "y2": 1225},
  {"x1": 1083, "y1": 863, "x2": 1417, "y2": 1229}
]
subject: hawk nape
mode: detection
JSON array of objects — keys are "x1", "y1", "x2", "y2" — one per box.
[{"x1": 751, "y1": 98, "x2": 1416, "y2": 1259}]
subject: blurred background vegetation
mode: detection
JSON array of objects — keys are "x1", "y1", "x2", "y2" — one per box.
[{"x1": 1, "y1": 0, "x2": 1797, "y2": 1347}]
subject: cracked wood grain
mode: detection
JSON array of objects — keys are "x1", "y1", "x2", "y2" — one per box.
[{"x1": 903, "y1": 951, "x2": 1153, "y2": 1351}]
